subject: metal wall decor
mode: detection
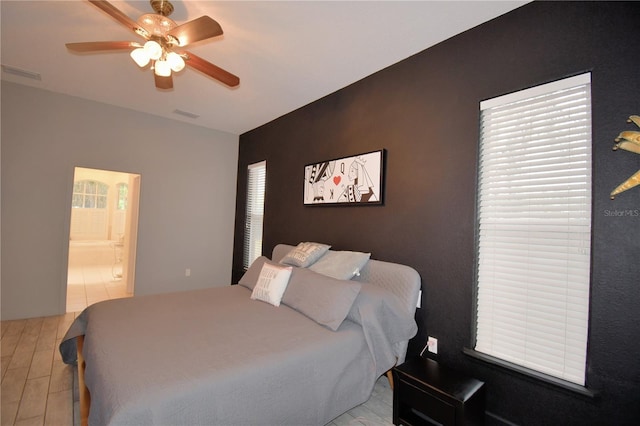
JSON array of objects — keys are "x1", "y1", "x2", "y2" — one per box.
[
  {"x1": 610, "y1": 115, "x2": 640, "y2": 199},
  {"x1": 304, "y1": 150, "x2": 384, "y2": 206}
]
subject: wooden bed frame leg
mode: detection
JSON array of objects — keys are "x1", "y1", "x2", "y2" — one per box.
[
  {"x1": 77, "y1": 335, "x2": 90, "y2": 426},
  {"x1": 386, "y1": 370, "x2": 394, "y2": 390}
]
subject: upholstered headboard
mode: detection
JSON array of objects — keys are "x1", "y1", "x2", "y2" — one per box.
[{"x1": 272, "y1": 244, "x2": 421, "y2": 364}]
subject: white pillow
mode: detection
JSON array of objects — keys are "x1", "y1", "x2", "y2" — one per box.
[{"x1": 250, "y1": 263, "x2": 293, "y2": 306}]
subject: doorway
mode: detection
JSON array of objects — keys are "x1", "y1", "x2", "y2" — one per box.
[{"x1": 66, "y1": 167, "x2": 141, "y2": 312}]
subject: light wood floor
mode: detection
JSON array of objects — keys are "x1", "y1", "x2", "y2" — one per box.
[
  {"x1": 1, "y1": 313, "x2": 78, "y2": 426},
  {"x1": 1, "y1": 312, "x2": 393, "y2": 426}
]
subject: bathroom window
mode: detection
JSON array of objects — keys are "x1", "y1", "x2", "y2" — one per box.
[
  {"x1": 116, "y1": 183, "x2": 128, "y2": 210},
  {"x1": 72, "y1": 180, "x2": 109, "y2": 209}
]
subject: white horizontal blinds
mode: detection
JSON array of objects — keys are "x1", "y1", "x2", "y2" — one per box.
[
  {"x1": 475, "y1": 73, "x2": 592, "y2": 386},
  {"x1": 243, "y1": 161, "x2": 266, "y2": 269}
]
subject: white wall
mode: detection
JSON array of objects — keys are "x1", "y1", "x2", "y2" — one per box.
[{"x1": 1, "y1": 82, "x2": 239, "y2": 320}]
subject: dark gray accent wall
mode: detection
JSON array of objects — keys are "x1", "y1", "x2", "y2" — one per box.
[{"x1": 233, "y1": 2, "x2": 640, "y2": 424}]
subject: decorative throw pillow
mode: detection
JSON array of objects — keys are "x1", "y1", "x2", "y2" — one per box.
[
  {"x1": 250, "y1": 262, "x2": 293, "y2": 307},
  {"x1": 280, "y1": 242, "x2": 331, "y2": 268},
  {"x1": 309, "y1": 250, "x2": 371, "y2": 280}
]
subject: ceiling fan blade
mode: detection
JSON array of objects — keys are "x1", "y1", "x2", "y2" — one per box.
[
  {"x1": 66, "y1": 41, "x2": 141, "y2": 52},
  {"x1": 89, "y1": 0, "x2": 141, "y2": 34},
  {"x1": 184, "y1": 51, "x2": 239, "y2": 87},
  {"x1": 155, "y1": 73, "x2": 174, "y2": 89},
  {"x1": 167, "y1": 16, "x2": 223, "y2": 47}
]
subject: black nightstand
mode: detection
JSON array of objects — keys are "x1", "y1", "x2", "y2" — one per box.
[{"x1": 392, "y1": 357, "x2": 485, "y2": 426}]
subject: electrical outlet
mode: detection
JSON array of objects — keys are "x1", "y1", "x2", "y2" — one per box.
[
  {"x1": 185, "y1": 268, "x2": 191, "y2": 277},
  {"x1": 419, "y1": 336, "x2": 439, "y2": 357},
  {"x1": 428, "y1": 336, "x2": 438, "y2": 354}
]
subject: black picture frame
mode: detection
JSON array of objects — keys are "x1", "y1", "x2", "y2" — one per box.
[{"x1": 303, "y1": 149, "x2": 385, "y2": 206}]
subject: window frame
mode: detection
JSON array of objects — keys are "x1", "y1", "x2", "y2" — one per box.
[
  {"x1": 243, "y1": 161, "x2": 267, "y2": 270},
  {"x1": 116, "y1": 182, "x2": 128, "y2": 210},
  {"x1": 72, "y1": 179, "x2": 109, "y2": 209},
  {"x1": 468, "y1": 73, "x2": 594, "y2": 395}
]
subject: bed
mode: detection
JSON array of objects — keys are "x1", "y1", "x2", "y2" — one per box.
[{"x1": 60, "y1": 243, "x2": 421, "y2": 426}]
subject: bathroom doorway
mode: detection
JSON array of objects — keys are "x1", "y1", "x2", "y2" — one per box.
[{"x1": 66, "y1": 167, "x2": 141, "y2": 312}]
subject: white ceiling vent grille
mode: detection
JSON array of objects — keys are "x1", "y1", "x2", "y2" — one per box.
[
  {"x1": 173, "y1": 109, "x2": 200, "y2": 119},
  {"x1": 1, "y1": 65, "x2": 42, "y2": 81}
]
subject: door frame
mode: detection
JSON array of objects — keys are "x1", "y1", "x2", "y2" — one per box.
[{"x1": 64, "y1": 167, "x2": 141, "y2": 311}]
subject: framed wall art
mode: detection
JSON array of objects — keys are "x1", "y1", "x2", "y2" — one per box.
[{"x1": 304, "y1": 150, "x2": 385, "y2": 206}]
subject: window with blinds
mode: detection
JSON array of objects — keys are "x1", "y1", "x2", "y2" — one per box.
[
  {"x1": 243, "y1": 161, "x2": 266, "y2": 270},
  {"x1": 474, "y1": 73, "x2": 592, "y2": 386}
]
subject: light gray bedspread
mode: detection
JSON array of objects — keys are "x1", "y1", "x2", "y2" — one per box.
[{"x1": 60, "y1": 283, "x2": 416, "y2": 425}]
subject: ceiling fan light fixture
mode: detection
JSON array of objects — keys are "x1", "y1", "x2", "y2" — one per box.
[
  {"x1": 154, "y1": 60, "x2": 171, "y2": 77},
  {"x1": 138, "y1": 13, "x2": 177, "y2": 37},
  {"x1": 66, "y1": 0, "x2": 239, "y2": 89},
  {"x1": 167, "y1": 52, "x2": 185, "y2": 72},
  {"x1": 130, "y1": 48, "x2": 151, "y2": 67},
  {"x1": 143, "y1": 40, "x2": 163, "y2": 61}
]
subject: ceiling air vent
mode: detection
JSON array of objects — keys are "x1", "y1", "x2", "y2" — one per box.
[
  {"x1": 173, "y1": 109, "x2": 200, "y2": 119},
  {"x1": 1, "y1": 65, "x2": 42, "y2": 81}
]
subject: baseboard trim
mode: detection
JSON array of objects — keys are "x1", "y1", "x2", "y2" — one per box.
[{"x1": 486, "y1": 410, "x2": 519, "y2": 426}]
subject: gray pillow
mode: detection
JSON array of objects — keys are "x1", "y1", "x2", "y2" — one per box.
[
  {"x1": 238, "y1": 256, "x2": 271, "y2": 290},
  {"x1": 309, "y1": 250, "x2": 371, "y2": 279},
  {"x1": 280, "y1": 242, "x2": 331, "y2": 267},
  {"x1": 282, "y1": 267, "x2": 361, "y2": 331}
]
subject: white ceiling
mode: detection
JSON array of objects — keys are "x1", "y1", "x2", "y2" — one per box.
[{"x1": 1, "y1": 1, "x2": 527, "y2": 135}]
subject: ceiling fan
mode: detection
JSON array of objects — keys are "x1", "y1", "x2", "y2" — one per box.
[{"x1": 66, "y1": 0, "x2": 239, "y2": 89}]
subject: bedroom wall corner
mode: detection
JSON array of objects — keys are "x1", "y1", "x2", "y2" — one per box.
[{"x1": 1, "y1": 82, "x2": 239, "y2": 320}]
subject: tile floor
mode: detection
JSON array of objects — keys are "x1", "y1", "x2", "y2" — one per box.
[
  {"x1": 328, "y1": 377, "x2": 394, "y2": 426},
  {"x1": 66, "y1": 241, "x2": 132, "y2": 312}
]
